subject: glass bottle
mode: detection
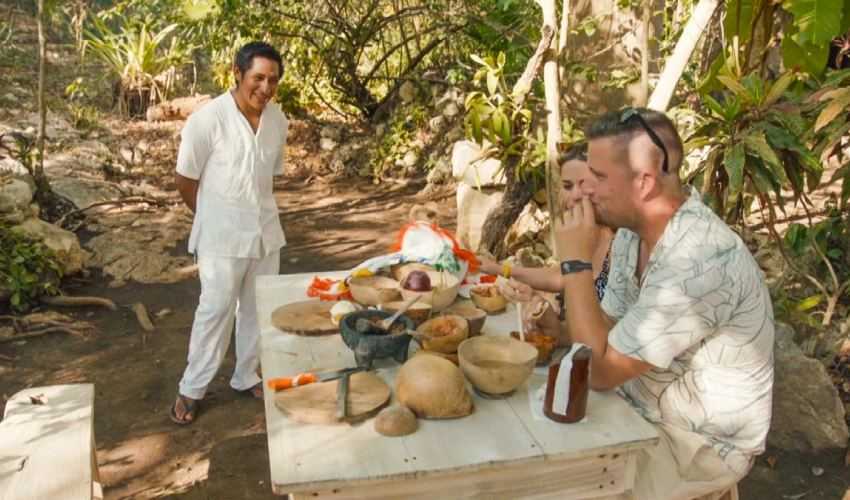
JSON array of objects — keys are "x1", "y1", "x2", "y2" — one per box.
[{"x1": 543, "y1": 346, "x2": 591, "y2": 423}]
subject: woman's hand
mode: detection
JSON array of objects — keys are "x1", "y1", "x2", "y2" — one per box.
[
  {"x1": 522, "y1": 295, "x2": 564, "y2": 345},
  {"x1": 497, "y1": 277, "x2": 533, "y2": 303},
  {"x1": 476, "y1": 253, "x2": 499, "y2": 275}
]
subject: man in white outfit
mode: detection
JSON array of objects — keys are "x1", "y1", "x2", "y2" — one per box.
[{"x1": 170, "y1": 41, "x2": 288, "y2": 425}]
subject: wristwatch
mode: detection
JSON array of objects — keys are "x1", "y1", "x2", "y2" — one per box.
[{"x1": 560, "y1": 260, "x2": 592, "y2": 275}]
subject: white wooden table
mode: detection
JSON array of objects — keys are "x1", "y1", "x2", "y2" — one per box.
[{"x1": 257, "y1": 272, "x2": 659, "y2": 500}]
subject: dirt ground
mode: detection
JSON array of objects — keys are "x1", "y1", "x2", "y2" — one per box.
[{"x1": 1, "y1": 174, "x2": 848, "y2": 499}]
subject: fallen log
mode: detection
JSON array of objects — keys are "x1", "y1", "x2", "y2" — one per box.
[
  {"x1": 42, "y1": 295, "x2": 118, "y2": 311},
  {"x1": 0, "y1": 326, "x2": 85, "y2": 344},
  {"x1": 131, "y1": 302, "x2": 155, "y2": 332}
]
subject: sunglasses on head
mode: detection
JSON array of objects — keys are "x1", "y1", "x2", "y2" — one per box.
[{"x1": 619, "y1": 108, "x2": 669, "y2": 174}]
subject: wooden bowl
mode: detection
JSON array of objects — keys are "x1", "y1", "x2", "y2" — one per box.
[
  {"x1": 444, "y1": 300, "x2": 487, "y2": 336},
  {"x1": 348, "y1": 276, "x2": 401, "y2": 306},
  {"x1": 417, "y1": 314, "x2": 468, "y2": 354},
  {"x1": 510, "y1": 330, "x2": 557, "y2": 366},
  {"x1": 382, "y1": 300, "x2": 432, "y2": 327},
  {"x1": 400, "y1": 271, "x2": 460, "y2": 311},
  {"x1": 469, "y1": 285, "x2": 507, "y2": 314},
  {"x1": 458, "y1": 336, "x2": 537, "y2": 396}
]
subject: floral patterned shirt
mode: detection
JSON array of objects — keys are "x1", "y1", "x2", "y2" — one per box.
[{"x1": 601, "y1": 189, "x2": 775, "y2": 475}]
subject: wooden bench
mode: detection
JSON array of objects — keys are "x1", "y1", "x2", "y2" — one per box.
[{"x1": 0, "y1": 384, "x2": 102, "y2": 500}]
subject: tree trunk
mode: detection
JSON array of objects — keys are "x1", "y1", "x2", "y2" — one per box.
[
  {"x1": 478, "y1": 25, "x2": 556, "y2": 259},
  {"x1": 557, "y1": 0, "x2": 570, "y2": 83},
  {"x1": 34, "y1": 0, "x2": 52, "y2": 204},
  {"x1": 647, "y1": 0, "x2": 720, "y2": 111},
  {"x1": 539, "y1": 0, "x2": 562, "y2": 237},
  {"x1": 637, "y1": 2, "x2": 651, "y2": 106},
  {"x1": 478, "y1": 156, "x2": 536, "y2": 259}
]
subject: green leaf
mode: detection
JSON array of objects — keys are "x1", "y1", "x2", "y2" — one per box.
[
  {"x1": 794, "y1": 294, "x2": 824, "y2": 312},
  {"x1": 724, "y1": 143, "x2": 746, "y2": 196},
  {"x1": 718, "y1": 75, "x2": 751, "y2": 101},
  {"x1": 724, "y1": 0, "x2": 757, "y2": 43},
  {"x1": 470, "y1": 54, "x2": 487, "y2": 67},
  {"x1": 743, "y1": 131, "x2": 783, "y2": 173},
  {"x1": 784, "y1": 223, "x2": 809, "y2": 253},
  {"x1": 487, "y1": 71, "x2": 498, "y2": 96},
  {"x1": 781, "y1": 36, "x2": 830, "y2": 76},
  {"x1": 764, "y1": 71, "x2": 796, "y2": 106},
  {"x1": 783, "y1": 0, "x2": 844, "y2": 46}
]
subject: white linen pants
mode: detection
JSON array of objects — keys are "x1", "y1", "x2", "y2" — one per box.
[
  {"x1": 633, "y1": 423, "x2": 746, "y2": 500},
  {"x1": 178, "y1": 250, "x2": 280, "y2": 399}
]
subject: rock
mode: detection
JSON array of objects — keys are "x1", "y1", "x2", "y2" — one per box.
[
  {"x1": 769, "y1": 323, "x2": 850, "y2": 451},
  {"x1": 146, "y1": 94, "x2": 211, "y2": 121},
  {"x1": 505, "y1": 201, "x2": 548, "y2": 254},
  {"x1": 12, "y1": 218, "x2": 86, "y2": 275},
  {"x1": 399, "y1": 81, "x2": 416, "y2": 103},
  {"x1": 451, "y1": 140, "x2": 506, "y2": 187},
  {"x1": 426, "y1": 158, "x2": 451, "y2": 185},
  {"x1": 119, "y1": 147, "x2": 135, "y2": 165},
  {"x1": 51, "y1": 178, "x2": 123, "y2": 209},
  {"x1": 0, "y1": 178, "x2": 34, "y2": 214},
  {"x1": 0, "y1": 157, "x2": 27, "y2": 176},
  {"x1": 442, "y1": 102, "x2": 460, "y2": 118},
  {"x1": 320, "y1": 126, "x2": 342, "y2": 141},
  {"x1": 455, "y1": 182, "x2": 503, "y2": 251},
  {"x1": 515, "y1": 247, "x2": 548, "y2": 268},
  {"x1": 429, "y1": 115, "x2": 446, "y2": 132},
  {"x1": 401, "y1": 150, "x2": 418, "y2": 168},
  {"x1": 43, "y1": 140, "x2": 112, "y2": 177},
  {"x1": 84, "y1": 216, "x2": 195, "y2": 285},
  {"x1": 320, "y1": 137, "x2": 338, "y2": 151}
]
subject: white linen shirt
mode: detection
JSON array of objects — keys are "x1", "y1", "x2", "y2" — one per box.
[
  {"x1": 601, "y1": 188, "x2": 774, "y2": 476},
  {"x1": 176, "y1": 91, "x2": 288, "y2": 258}
]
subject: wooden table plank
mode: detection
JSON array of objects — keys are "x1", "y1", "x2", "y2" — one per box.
[
  {"x1": 257, "y1": 273, "x2": 659, "y2": 497},
  {"x1": 0, "y1": 384, "x2": 95, "y2": 500}
]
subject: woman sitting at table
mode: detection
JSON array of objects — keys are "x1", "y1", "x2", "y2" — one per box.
[{"x1": 477, "y1": 142, "x2": 614, "y2": 339}]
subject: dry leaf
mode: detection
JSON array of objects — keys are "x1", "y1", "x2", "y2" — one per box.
[
  {"x1": 28, "y1": 394, "x2": 46, "y2": 405},
  {"x1": 811, "y1": 466, "x2": 824, "y2": 476},
  {"x1": 766, "y1": 455, "x2": 778, "y2": 469}
]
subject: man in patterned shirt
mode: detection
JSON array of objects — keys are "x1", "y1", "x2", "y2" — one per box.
[{"x1": 553, "y1": 108, "x2": 774, "y2": 499}]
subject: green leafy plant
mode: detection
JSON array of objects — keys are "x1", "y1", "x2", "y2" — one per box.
[
  {"x1": 781, "y1": 207, "x2": 850, "y2": 326},
  {"x1": 0, "y1": 222, "x2": 62, "y2": 313},
  {"x1": 809, "y1": 68, "x2": 850, "y2": 208},
  {"x1": 686, "y1": 58, "x2": 821, "y2": 223},
  {"x1": 68, "y1": 103, "x2": 101, "y2": 132},
  {"x1": 83, "y1": 13, "x2": 192, "y2": 116},
  {"x1": 464, "y1": 52, "x2": 537, "y2": 179}
]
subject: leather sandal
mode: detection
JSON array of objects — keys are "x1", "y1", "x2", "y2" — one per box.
[
  {"x1": 170, "y1": 394, "x2": 200, "y2": 425},
  {"x1": 234, "y1": 382, "x2": 264, "y2": 400}
]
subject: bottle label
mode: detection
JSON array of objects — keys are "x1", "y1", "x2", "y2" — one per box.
[{"x1": 552, "y1": 343, "x2": 585, "y2": 414}]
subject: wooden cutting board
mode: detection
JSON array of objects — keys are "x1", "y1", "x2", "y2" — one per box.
[
  {"x1": 274, "y1": 372, "x2": 391, "y2": 425},
  {"x1": 271, "y1": 300, "x2": 338, "y2": 336}
]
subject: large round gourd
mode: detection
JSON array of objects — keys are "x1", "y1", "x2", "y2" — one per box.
[{"x1": 395, "y1": 354, "x2": 474, "y2": 419}]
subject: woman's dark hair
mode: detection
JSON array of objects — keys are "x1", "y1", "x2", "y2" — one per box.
[
  {"x1": 234, "y1": 41, "x2": 284, "y2": 77},
  {"x1": 557, "y1": 141, "x2": 588, "y2": 165}
]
